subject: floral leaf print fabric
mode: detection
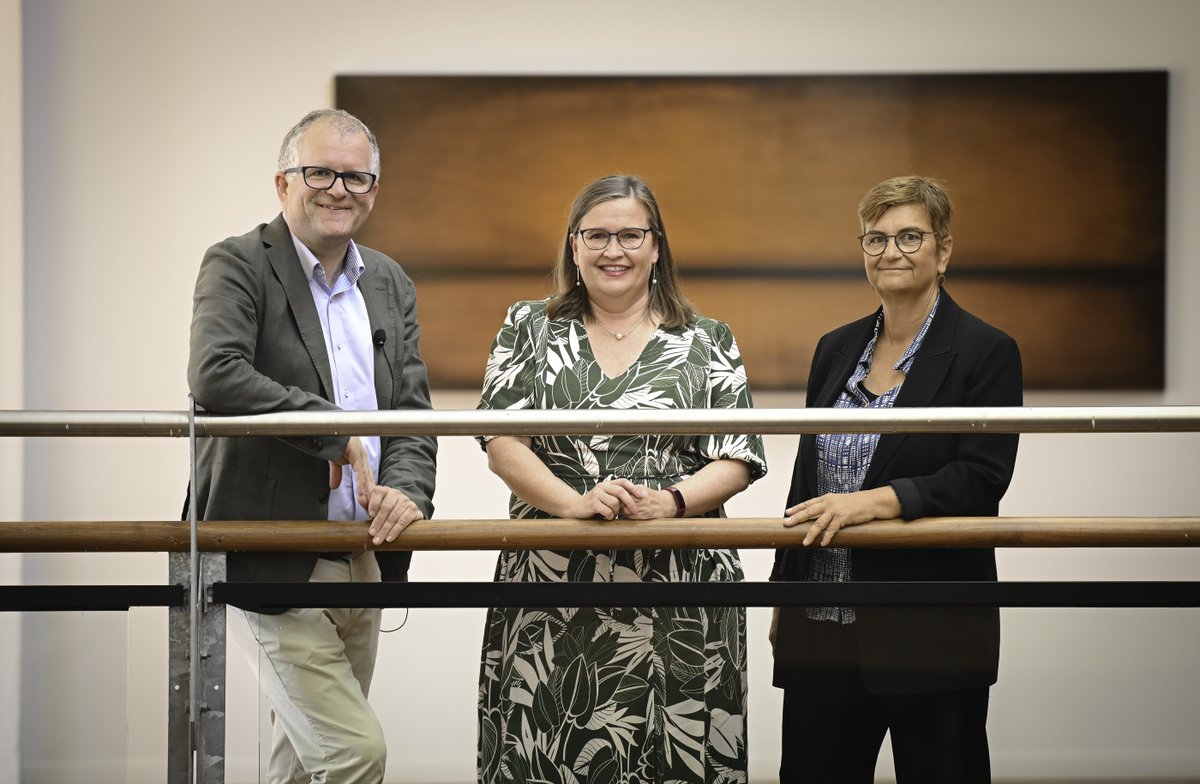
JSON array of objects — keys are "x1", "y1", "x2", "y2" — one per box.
[{"x1": 477, "y1": 299, "x2": 766, "y2": 784}]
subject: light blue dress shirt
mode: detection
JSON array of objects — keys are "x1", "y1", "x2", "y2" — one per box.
[{"x1": 291, "y1": 234, "x2": 380, "y2": 522}]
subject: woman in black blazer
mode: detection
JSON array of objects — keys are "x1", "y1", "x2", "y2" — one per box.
[{"x1": 771, "y1": 176, "x2": 1022, "y2": 784}]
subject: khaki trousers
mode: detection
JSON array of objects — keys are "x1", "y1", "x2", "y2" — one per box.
[{"x1": 232, "y1": 554, "x2": 385, "y2": 784}]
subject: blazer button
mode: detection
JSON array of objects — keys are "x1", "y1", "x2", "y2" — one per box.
[
  {"x1": 311, "y1": 438, "x2": 323, "y2": 450},
  {"x1": 318, "y1": 492, "x2": 330, "y2": 503}
]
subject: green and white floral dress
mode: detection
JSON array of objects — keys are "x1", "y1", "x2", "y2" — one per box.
[{"x1": 476, "y1": 299, "x2": 767, "y2": 784}]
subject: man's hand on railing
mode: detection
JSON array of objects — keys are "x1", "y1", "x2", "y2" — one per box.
[{"x1": 366, "y1": 487, "x2": 424, "y2": 546}]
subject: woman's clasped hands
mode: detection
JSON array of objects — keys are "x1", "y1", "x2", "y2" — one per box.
[{"x1": 571, "y1": 478, "x2": 675, "y2": 521}]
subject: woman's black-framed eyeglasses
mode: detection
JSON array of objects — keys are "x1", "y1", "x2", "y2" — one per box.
[
  {"x1": 576, "y1": 227, "x2": 655, "y2": 251},
  {"x1": 859, "y1": 229, "x2": 934, "y2": 256}
]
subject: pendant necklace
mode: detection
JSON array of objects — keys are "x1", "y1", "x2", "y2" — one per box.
[{"x1": 591, "y1": 309, "x2": 650, "y2": 340}]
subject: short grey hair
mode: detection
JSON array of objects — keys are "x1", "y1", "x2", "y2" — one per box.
[
  {"x1": 858, "y1": 175, "x2": 952, "y2": 244},
  {"x1": 277, "y1": 109, "x2": 381, "y2": 176}
]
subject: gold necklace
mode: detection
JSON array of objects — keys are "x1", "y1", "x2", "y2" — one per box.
[{"x1": 591, "y1": 309, "x2": 650, "y2": 340}]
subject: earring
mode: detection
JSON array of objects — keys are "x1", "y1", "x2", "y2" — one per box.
[
  {"x1": 652, "y1": 263, "x2": 658, "y2": 285},
  {"x1": 937, "y1": 272, "x2": 946, "y2": 287},
  {"x1": 575, "y1": 267, "x2": 581, "y2": 287}
]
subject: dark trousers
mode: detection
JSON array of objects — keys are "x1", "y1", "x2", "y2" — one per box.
[{"x1": 778, "y1": 619, "x2": 991, "y2": 784}]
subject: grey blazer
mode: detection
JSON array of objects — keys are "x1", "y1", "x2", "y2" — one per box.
[{"x1": 187, "y1": 214, "x2": 437, "y2": 590}]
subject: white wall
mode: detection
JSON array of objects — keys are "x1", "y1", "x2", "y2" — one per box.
[
  {"x1": 13, "y1": 0, "x2": 1200, "y2": 781},
  {"x1": 2, "y1": 0, "x2": 24, "y2": 780}
]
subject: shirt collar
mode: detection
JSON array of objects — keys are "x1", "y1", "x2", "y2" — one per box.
[
  {"x1": 289, "y1": 232, "x2": 366, "y2": 289},
  {"x1": 861, "y1": 290, "x2": 942, "y2": 372}
]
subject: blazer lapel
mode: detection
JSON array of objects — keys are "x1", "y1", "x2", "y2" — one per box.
[
  {"x1": 815, "y1": 321, "x2": 873, "y2": 410},
  {"x1": 263, "y1": 215, "x2": 337, "y2": 402},
  {"x1": 801, "y1": 313, "x2": 876, "y2": 499},
  {"x1": 863, "y1": 291, "x2": 961, "y2": 488}
]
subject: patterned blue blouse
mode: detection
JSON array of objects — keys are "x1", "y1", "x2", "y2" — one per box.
[{"x1": 804, "y1": 293, "x2": 941, "y2": 623}]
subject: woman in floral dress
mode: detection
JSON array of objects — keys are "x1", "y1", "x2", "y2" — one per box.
[{"x1": 476, "y1": 174, "x2": 767, "y2": 784}]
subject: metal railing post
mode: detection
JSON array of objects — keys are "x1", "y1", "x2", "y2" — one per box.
[
  {"x1": 167, "y1": 551, "x2": 191, "y2": 784},
  {"x1": 197, "y1": 552, "x2": 226, "y2": 784}
]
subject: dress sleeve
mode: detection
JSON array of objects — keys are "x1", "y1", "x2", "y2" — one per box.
[
  {"x1": 475, "y1": 300, "x2": 540, "y2": 449},
  {"x1": 698, "y1": 320, "x2": 768, "y2": 482}
]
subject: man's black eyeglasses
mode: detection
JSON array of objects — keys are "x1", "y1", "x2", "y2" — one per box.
[{"x1": 283, "y1": 166, "x2": 377, "y2": 195}]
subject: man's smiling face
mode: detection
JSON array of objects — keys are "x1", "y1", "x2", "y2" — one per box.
[{"x1": 275, "y1": 119, "x2": 378, "y2": 263}]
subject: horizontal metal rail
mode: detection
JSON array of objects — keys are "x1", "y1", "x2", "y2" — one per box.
[
  {"x1": 0, "y1": 585, "x2": 184, "y2": 611},
  {"x1": 0, "y1": 410, "x2": 192, "y2": 437},
  {"x1": 1, "y1": 517, "x2": 1198, "y2": 552},
  {"x1": 2, "y1": 405, "x2": 1200, "y2": 437},
  {"x1": 4, "y1": 581, "x2": 1197, "y2": 612},
  {"x1": 212, "y1": 580, "x2": 1200, "y2": 610}
]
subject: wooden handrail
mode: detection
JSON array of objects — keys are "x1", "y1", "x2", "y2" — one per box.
[{"x1": 2, "y1": 517, "x2": 1197, "y2": 552}]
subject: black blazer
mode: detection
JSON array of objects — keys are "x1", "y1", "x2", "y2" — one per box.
[{"x1": 772, "y1": 290, "x2": 1022, "y2": 695}]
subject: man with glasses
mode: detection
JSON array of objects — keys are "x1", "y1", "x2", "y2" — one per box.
[{"x1": 188, "y1": 108, "x2": 437, "y2": 783}]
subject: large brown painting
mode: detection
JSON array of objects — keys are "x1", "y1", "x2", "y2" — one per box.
[{"x1": 337, "y1": 73, "x2": 1166, "y2": 391}]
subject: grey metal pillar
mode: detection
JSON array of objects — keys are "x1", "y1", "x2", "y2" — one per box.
[
  {"x1": 167, "y1": 551, "x2": 191, "y2": 784},
  {"x1": 170, "y1": 394, "x2": 228, "y2": 783},
  {"x1": 197, "y1": 551, "x2": 227, "y2": 784},
  {"x1": 167, "y1": 551, "x2": 228, "y2": 784}
]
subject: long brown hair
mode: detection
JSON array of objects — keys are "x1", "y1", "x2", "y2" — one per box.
[{"x1": 546, "y1": 174, "x2": 694, "y2": 328}]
